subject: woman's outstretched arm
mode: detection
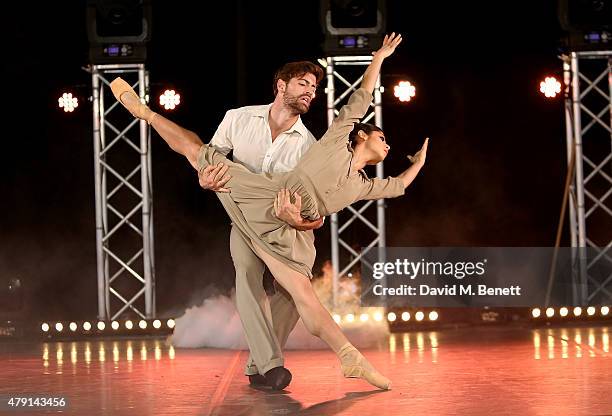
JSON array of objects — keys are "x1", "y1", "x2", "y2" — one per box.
[
  {"x1": 361, "y1": 33, "x2": 402, "y2": 93},
  {"x1": 398, "y1": 137, "x2": 428, "y2": 188}
]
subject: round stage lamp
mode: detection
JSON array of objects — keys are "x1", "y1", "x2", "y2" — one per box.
[
  {"x1": 393, "y1": 81, "x2": 416, "y2": 102},
  {"x1": 69, "y1": 322, "x2": 78, "y2": 332},
  {"x1": 139, "y1": 320, "x2": 147, "y2": 329},
  {"x1": 159, "y1": 89, "x2": 181, "y2": 110},
  {"x1": 83, "y1": 322, "x2": 92, "y2": 331},
  {"x1": 345, "y1": 314, "x2": 355, "y2": 323},
  {"x1": 531, "y1": 308, "x2": 541, "y2": 318},
  {"x1": 55, "y1": 323, "x2": 63, "y2": 332},
  {"x1": 573, "y1": 306, "x2": 582, "y2": 317},
  {"x1": 387, "y1": 312, "x2": 396, "y2": 322},
  {"x1": 58, "y1": 92, "x2": 79, "y2": 112},
  {"x1": 429, "y1": 311, "x2": 439, "y2": 321},
  {"x1": 545, "y1": 307, "x2": 555, "y2": 318},
  {"x1": 111, "y1": 321, "x2": 120, "y2": 330},
  {"x1": 359, "y1": 313, "x2": 369, "y2": 322},
  {"x1": 587, "y1": 306, "x2": 596, "y2": 316},
  {"x1": 153, "y1": 320, "x2": 161, "y2": 329},
  {"x1": 125, "y1": 320, "x2": 134, "y2": 330},
  {"x1": 415, "y1": 311, "x2": 424, "y2": 321},
  {"x1": 167, "y1": 319, "x2": 176, "y2": 329},
  {"x1": 559, "y1": 307, "x2": 569, "y2": 317},
  {"x1": 373, "y1": 312, "x2": 383, "y2": 322},
  {"x1": 539, "y1": 77, "x2": 561, "y2": 98},
  {"x1": 41, "y1": 323, "x2": 50, "y2": 333},
  {"x1": 97, "y1": 322, "x2": 106, "y2": 331},
  {"x1": 601, "y1": 306, "x2": 610, "y2": 316},
  {"x1": 401, "y1": 311, "x2": 410, "y2": 321}
]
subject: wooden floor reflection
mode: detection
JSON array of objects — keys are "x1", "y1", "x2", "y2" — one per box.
[{"x1": 0, "y1": 324, "x2": 610, "y2": 415}]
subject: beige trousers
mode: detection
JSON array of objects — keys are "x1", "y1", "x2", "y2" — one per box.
[{"x1": 230, "y1": 225, "x2": 301, "y2": 375}]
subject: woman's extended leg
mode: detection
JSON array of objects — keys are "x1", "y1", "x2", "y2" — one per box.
[
  {"x1": 110, "y1": 78, "x2": 205, "y2": 170},
  {"x1": 251, "y1": 244, "x2": 391, "y2": 390}
]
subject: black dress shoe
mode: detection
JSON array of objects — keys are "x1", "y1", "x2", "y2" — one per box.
[
  {"x1": 264, "y1": 366, "x2": 292, "y2": 390},
  {"x1": 248, "y1": 374, "x2": 267, "y2": 386}
]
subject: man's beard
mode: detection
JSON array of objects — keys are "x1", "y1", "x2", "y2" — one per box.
[{"x1": 283, "y1": 92, "x2": 309, "y2": 115}]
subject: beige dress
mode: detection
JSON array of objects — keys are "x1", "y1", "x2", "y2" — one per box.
[{"x1": 197, "y1": 88, "x2": 405, "y2": 278}]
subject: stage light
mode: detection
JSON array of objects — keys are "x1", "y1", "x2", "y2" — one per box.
[
  {"x1": 55, "y1": 323, "x2": 63, "y2": 332},
  {"x1": 83, "y1": 322, "x2": 92, "y2": 331},
  {"x1": 125, "y1": 320, "x2": 133, "y2": 330},
  {"x1": 139, "y1": 320, "x2": 147, "y2": 329},
  {"x1": 360, "y1": 313, "x2": 369, "y2": 322},
  {"x1": 587, "y1": 306, "x2": 596, "y2": 316},
  {"x1": 545, "y1": 307, "x2": 555, "y2": 318},
  {"x1": 58, "y1": 92, "x2": 79, "y2": 112},
  {"x1": 532, "y1": 308, "x2": 541, "y2": 318},
  {"x1": 602, "y1": 306, "x2": 610, "y2": 316},
  {"x1": 560, "y1": 307, "x2": 569, "y2": 317},
  {"x1": 153, "y1": 319, "x2": 162, "y2": 329},
  {"x1": 539, "y1": 76, "x2": 561, "y2": 98},
  {"x1": 387, "y1": 312, "x2": 396, "y2": 322},
  {"x1": 159, "y1": 89, "x2": 181, "y2": 110},
  {"x1": 69, "y1": 322, "x2": 77, "y2": 332},
  {"x1": 167, "y1": 319, "x2": 176, "y2": 329},
  {"x1": 97, "y1": 322, "x2": 106, "y2": 331},
  {"x1": 401, "y1": 311, "x2": 410, "y2": 321},
  {"x1": 111, "y1": 321, "x2": 119, "y2": 330},
  {"x1": 345, "y1": 314, "x2": 355, "y2": 323},
  {"x1": 415, "y1": 311, "x2": 424, "y2": 321},
  {"x1": 373, "y1": 312, "x2": 383, "y2": 322},
  {"x1": 333, "y1": 314, "x2": 341, "y2": 324},
  {"x1": 429, "y1": 311, "x2": 439, "y2": 321},
  {"x1": 41, "y1": 323, "x2": 50, "y2": 332},
  {"x1": 574, "y1": 307, "x2": 582, "y2": 317},
  {"x1": 393, "y1": 81, "x2": 416, "y2": 102}
]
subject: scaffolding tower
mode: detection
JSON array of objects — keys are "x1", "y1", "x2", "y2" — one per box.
[
  {"x1": 563, "y1": 51, "x2": 612, "y2": 305},
  {"x1": 323, "y1": 56, "x2": 386, "y2": 307},
  {"x1": 90, "y1": 64, "x2": 156, "y2": 320}
]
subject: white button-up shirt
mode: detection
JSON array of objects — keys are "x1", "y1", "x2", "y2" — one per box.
[{"x1": 209, "y1": 104, "x2": 316, "y2": 174}]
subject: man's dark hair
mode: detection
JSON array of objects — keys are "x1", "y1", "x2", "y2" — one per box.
[{"x1": 272, "y1": 61, "x2": 324, "y2": 96}]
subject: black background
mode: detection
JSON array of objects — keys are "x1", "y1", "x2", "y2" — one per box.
[{"x1": 0, "y1": 1, "x2": 569, "y2": 320}]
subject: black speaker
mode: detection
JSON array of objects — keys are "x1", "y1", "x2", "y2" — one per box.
[
  {"x1": 320, "y1": 0, "x2": 386, "y2": 55},
  {"x1": 86, "y1": 0, "x2": 152, "y2": 64},
  {"x1": 558, "y1": 0, "x2": 612, "y2": 50}
]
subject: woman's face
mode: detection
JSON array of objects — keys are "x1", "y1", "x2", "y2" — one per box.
[{"x1": 364, "y1": 130, "x2": 390, "y2": 164}]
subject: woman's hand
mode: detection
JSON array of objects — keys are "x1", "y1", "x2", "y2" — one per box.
[
  {"x1": 407, "y1": 137, "x2": 429, "y2": 167},
  {"x1": 373, "y1": 32, "x2": 403, "y2": 60}
]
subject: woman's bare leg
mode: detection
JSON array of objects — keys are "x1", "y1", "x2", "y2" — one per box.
[{"x1": 251, "y1": 244, "x2": 391, "y2": 390}]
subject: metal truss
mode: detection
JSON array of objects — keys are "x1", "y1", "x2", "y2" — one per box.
[
  {"x1": 563, "y1": 51, "x2": 612, "y2": 305},
  {"x1": 323, "y1": 56, "x2": 386, "y2": 307},
  {"x1": 90, "y1": 64, "x2": 155, "y2": 320}
]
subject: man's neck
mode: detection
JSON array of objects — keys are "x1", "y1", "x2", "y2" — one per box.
[{"x1": 268, "y1": 101, "x2": 299, "y2": 141}]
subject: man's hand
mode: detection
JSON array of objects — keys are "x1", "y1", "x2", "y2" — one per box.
[
  {"x1": 274, "y1": 189, "x2": 323, "y2": 231},
  {"x1": 198, "y1": 163, "x2": 231, "y2": 193}
]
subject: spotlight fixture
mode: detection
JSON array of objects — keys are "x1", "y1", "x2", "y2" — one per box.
[
  {"x1": 159, "y1": 89, "x2": 181, "y2": 110},
  {"x1": 428, "y1": 311, "x2": 439, "y2": 321},
  {"x1": 387, "y1": 312, "x2": 396, "y2": 322},
  {"x1": 393, "y1": 81, "x2": 416, "y2": 102},
  {"x1": 41, "y1": 323, "x2": 50, "y2": 332},
  {"x1": 532, "y1": 308, "x2": 541, "y2": 318},
  {"x1": 167, "y1": 319, "x2": 176, "y2": 329},
  {"x1": 546, "y1": 307, "x2": 555, "y2": 318},
  {"x1": 415, "y1": 311, "x2": 424, "y2": 321},
  {"x1": 539, "y1": 76, "x2": 561, "y2": 98},
  {"x1": 58, "y1": 92, "x2": 79, "y2": 112}
]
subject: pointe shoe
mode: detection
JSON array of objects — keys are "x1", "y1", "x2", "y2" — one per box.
[
  {"x1": 339, "y1": 343, "x2": 391, "y2": 390},
  {"x1": 110, "y1": 77, "x2": 156, "y2": 123}
]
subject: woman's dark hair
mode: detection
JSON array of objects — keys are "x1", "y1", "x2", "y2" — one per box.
[{"x1": 348, "y1": 123, "x2": 384, "y2": 147}]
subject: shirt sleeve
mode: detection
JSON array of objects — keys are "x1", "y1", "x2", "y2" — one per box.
[
  {"x1": 208, "y1": 109, "x2": 235, "y2": 156},
  {"x1": 358, "y1": 176, "x2": 405, "y2": 200},
  {"x1": 319, "y1": 88, "x2": 373, "y2": 147}
]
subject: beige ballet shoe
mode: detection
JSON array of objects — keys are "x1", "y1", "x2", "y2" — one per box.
[
  {"x1": 338, "y1": 343, "x2": 391, "y2": 390},
  {"x1": 110, "y1": 77, "x2": 157, "y2": 124}
]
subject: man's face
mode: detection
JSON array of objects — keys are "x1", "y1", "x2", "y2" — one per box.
[{"x1": 281, "y1": 73, "x2": 317, "y2": 115}]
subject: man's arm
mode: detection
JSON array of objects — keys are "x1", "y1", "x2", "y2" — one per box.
[
  {"x1": 274, "y1": 189, "x2": 324, "y2": 231},
  {"x1": 198, "y1": 110, "x2": 237, "y2": 192}
]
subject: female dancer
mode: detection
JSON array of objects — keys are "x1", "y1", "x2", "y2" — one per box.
[{"x1": 111, "y1": 33, "x2": 427, "y2": 390}]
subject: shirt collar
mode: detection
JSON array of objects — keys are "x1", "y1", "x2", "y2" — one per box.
[{"x1": 251, "y1": 104, "x2": 309, "y2": 138}]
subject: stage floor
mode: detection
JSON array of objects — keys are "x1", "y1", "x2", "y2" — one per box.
[{"x1": 0, "y1": 324, "x2": 610, "y2": 415}]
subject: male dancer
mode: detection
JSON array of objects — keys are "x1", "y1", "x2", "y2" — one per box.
[{"x1": 194, "y1": 61, "x2": 325, "y2": 389}]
